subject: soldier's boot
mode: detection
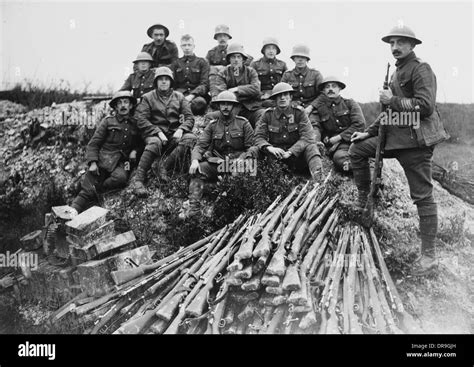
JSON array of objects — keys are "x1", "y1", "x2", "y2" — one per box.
[
  {"x1": 132, "y1": 150, "x2": 156, "y2": 197},
  {"x1": 309, "y1": 156, "x2": 323, "y2": 181},
  {"x1": 344, "y1": 167, "x2": 371, "y2": 212},
  {"x1": 412, "y1": 214, "x2": 439, "y2": 276},
  {"x1": 179, "y1": 177, "x2": 204, "y2": 220}
]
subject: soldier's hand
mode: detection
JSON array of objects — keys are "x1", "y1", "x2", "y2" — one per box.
[
  {"x1": 329, "y1": 135, "x2": 342, "y2": 145},
  {"x1": 281, "y1": 151, "x2": 292, "y2": 160},
  {"x1": 351, "y1": 131, "x2": 370, "y2": 143},
  {"x1": 158, "y1": 132, "x2": 168, "y2": 145},
  {"x1": 89, "y1": 162, "x2": 99, "y2": 176},
  {"x1": 173, "y1": 128, "x2": 184, "y2": 141},
  {"x1": 129, "y1": 150, "x2": 137, "y2": 164},
  {"x1": 261, "y1": 92, "x2": 271, "y2": 100},
  {"x1": 229, "y1": 87, "x2": 239, "y2": 94},
  {"x1": 185, "y1": 94, "x2": 195, "y2": 102},
  {"x1": 189, "y1": 160, "x2": 201, "y2": 175},
  {"x1": 267, "y1": 146, "x2": 286, "y2": 159},
  {"x1": 379, "y1": 89, "x2": 393, "y2": 105},
  {"x1": 304, "y1": 105, "x2": 314, "y2": 116},
  {"x1": 317, "y1": 141, "x2": 325, "y2": 153}
]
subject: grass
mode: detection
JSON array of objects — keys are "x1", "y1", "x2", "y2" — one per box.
[{"x1": 433, "y1": 141, "x2": 474, "y2": 177}]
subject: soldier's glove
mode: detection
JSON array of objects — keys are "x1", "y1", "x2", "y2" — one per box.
[{"x1": 89, "y1": 161, "x2": 100, "y2": 176}]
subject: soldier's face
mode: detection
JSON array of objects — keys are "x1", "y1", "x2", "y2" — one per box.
[
  {"x1": 230, "y1": 54, "x2": 244, "y2": 68},
  {"x1": 293, "y1": 56, "x2": 308, "y2": 68},
  {"x1": 389, "y1": 37, "x2": 415, "y2": 60},
  {"x1": 157, "y1": 76, "x2": 171, "y2": 91},
  {"x1": 116, "y1": 98, "x2": 132, "y2": 116},
  {"x1": 181, "y1": 39, "x2": 195, "y2": 56},
  {"x1": 323, "y1": 82, "x2": 341, "y2": 99},
  {"x1": 264, "y1": 45, "x2": 278, "y2": 59},
  {"x1": 136, "y1": 61, "x2": 151, "y2": 72},
  {"x1": 216, "y1": 34, "x2": 230, "y2": 46},
  {"x1": 276, "y1": 92, "x2": 292, "y2": 108},
  {"x1": 152, "y1": 29, "x2": 166, "y2": 45},
  {"x1": 219, "y1": 102, "x2": 235, "y2": 117}
]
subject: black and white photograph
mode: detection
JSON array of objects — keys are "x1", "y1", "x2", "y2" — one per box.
[{"x1": 0, "y1": 0, "x2": 472, "y2": 363}]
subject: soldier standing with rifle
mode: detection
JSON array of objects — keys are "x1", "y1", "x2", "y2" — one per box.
[
  {"x1": 132, "y1": 67, "x2": 196, "y2": 197},
  {"x1": 180, "y1": 91, "x2": 255, "y2": 220},
  {"x1": 349, "y1": 25, "x2": 448, "y2": 275}
]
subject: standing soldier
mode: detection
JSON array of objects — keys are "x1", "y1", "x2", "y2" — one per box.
[
  {"x1": 141, "y1": 23, "x2": 179, "y2": 68},
  {"x1": 179, "y1": 91, "x2": 255, "y2": 219},
  {"x1": 71, "y1": 91, "x2": 139, "y2": 213},
  {"x1": 250, "y1": 37, "x2": 288, "y2": 107},
  {"x1": 120, "y1": 52, "x2": 155, "y2": 100},
  {"x1": 254, "y1": 82, "x2": 322, "y2": 180},
  {"x1": 170, "y1": 34, "x2": 210, "y2": 116},
  {"x1": 210, "y1": 43, "x2": 264, "y2": 128},
  {"x1": 349, "y1": 25, "x2": 448, "y2": 275},
  {"x1": 281, "y1": 44, "x2": 324, "y2": 129},
  {"x1": 312, "y1": 76, "x2": 365, "y2": 172},
  {"x1": 132, "y1": 67, "x2": 196, "y2": 197}
]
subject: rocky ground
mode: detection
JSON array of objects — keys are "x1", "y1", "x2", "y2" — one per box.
[{"x1": 0, "y1": 99, "x2": 472, "y2": 334}]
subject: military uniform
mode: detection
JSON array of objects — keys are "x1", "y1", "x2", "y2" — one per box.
[
  {"x1": 192, "y1": 115, "x2": 255, "y2": 180},
  {"x1": 254, "y1": 105, "x2": 322, "y2": 177},
  {"x1": 281, "y1": 67, "x2": 323, "y2": 128},
  {"x1": 349, "y1": 50, "x2": 448, "y2": 258},
  {"x1": 120, "y1": 69, "x2": 156, "y2": 100},
  {"x1": 312, "y1": 94, "x2": 365, "y2": 169},
  {"x1": 211, "y1": 65, "x2": 264, "y2": 127},
  {"x1": 141, "y1": 40, "x2": 179, "y2": 68},
  {"x1": 134, "y1": 88, "x2": 196, "y2": 184},
  {"x1": 251, "y1": 57, "x2": 287, "y2": 108},
  {"x1": 170, "y1": 54, "x2": 210, "y2": 115},
  {"x1": 206, "y1": 45, "x2": 253, "y2": 67},
  {"x1": 71, "y1": 115, "x2": 139, "y2": 212}
]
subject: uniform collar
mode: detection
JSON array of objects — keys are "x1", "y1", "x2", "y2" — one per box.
[
  {"x1": 263, "y1": 56, "x2": 276, "y2": 63},
  {"x1": 156, "y1": 88, "x2": 173, "y2": 98},
  {"x1": 116, "y1": 114, "x2": 129, "y2": 122},
  {"x1": 395, "y1": 51, "x2": 417, "y2": 68},
  {"x1": 275, "y1": 106, "x2": 293, "y2": 119},
  {"x1": 153, "y1": 40, "x2": 169, "y2": 49},
  {"x1": 294, "y1": 66, "x2": 308, "y2": 76},
  {"x1": 182, "y1": 54, "x2": 196, "y2": 62}
]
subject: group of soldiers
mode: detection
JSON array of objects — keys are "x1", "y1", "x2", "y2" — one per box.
[{"x1": 70, "y1": 22, "x2": 448, "y2": 275}]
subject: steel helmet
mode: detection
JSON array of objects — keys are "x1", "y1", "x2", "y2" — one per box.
[
  {"x1": 109, "y1": 91, "x2": 137, "y2": 108},
  {"x1": 261, "y1": 37, "x2": 281, "y2": 55},
  {"x1": 290, "y1": 44, "x2": 311, "y2": 61},
  {"x1": 382, "y1": 24, "x2": 422, "y2": 45},
  {"x1": 214, "y1": 24, "x2": 232, "y2": 40},
  {"x1": 319, "y1": 76, "x2": 346, "y2": 91},
  {"x1": 133, "y1": 52, "x2": 153, "y2": 64},
  {"x1": 270, "y1": 82, "x2": 295, "y2": 99},
  {"x1": 211, "y1": 91, "x2": 240, "y2": 105},
  {"x1": 226, "y1": 43, "x2": 248, "y2": 62},
  {"x1": 147, "y1": 24, "x2": 170, "y2": 38},
  {"x1": 153, "y1": 66, "x2": 174, "y2": 83}
]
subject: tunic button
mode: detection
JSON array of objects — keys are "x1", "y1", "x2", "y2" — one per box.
[{"x1": 336, "y1": 120, "x2": 339, "y2": 123}]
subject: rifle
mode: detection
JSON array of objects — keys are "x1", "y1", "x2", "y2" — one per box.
[{"x1": 362, "y1": 63, "x2": 391, "y2": 227}]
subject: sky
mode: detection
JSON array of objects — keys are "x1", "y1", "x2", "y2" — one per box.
[{"x1": 1, "y1": 0, "x2": 473, "y2": 103}]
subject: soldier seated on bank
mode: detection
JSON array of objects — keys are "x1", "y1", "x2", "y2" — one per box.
[
  {"x1": 253, "y1": 82, "x2": 322, "y2": 180},
  {"x1": 312, "y1": 76, "x2": 365, "y2": 172},
  {"x1": 250, "y1": 37, "x2": 288, "y2": 108},
  {"x1": 70, "y1": 91, "x2": 140, "y2": 213},
  {"x1": 132, "y1": 67, "x2": 196, "y2": 198},
  {"x1": 120, "y1": 52, "x2": 156, "y2": 101},
  {"x1": 208, "y1": 42, "x2": 264, "y2": 128},
  {"x1": 170, "y1": 34, "x2": 210, "y2": 116},
  {"x1": 179, "y1": 91, "x2": 255, "y2": 220}
]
